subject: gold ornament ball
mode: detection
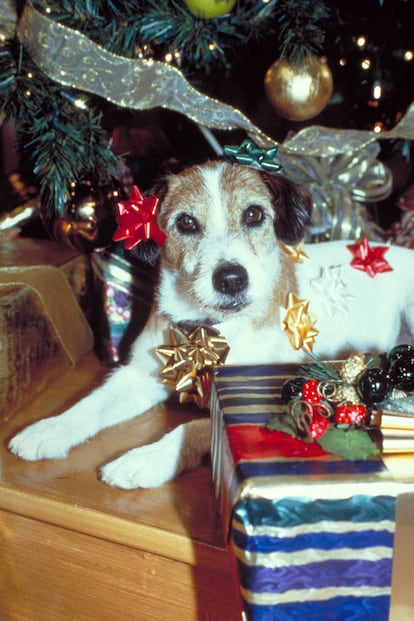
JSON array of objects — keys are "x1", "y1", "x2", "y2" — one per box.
[
  {"x1": 184, "y1": 0, "x2": 236, "y2": 19},
  {"x1": 52, "y1": 181, "x2": 119, "y2": 253},
  {"x1": 264, "y1": 55, "x2": 333, "y2": 121}
]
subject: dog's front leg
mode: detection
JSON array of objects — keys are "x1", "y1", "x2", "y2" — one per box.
[
  {"x1": 101, "y1": 418, "x2": 211, "y2": 489},
  {"x1": 9, "y1": 319, "x2": 169, "y2": 461}
]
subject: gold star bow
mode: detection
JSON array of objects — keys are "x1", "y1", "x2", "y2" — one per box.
[
  {"x1": 282, "y1": 291, "x2": 319, "y2": 353},
  {"x1": 156, "y1": 325, "x2": 230, "y2": 408},
  {"x1": 281, "y1": 241, "x2": 309, "y2": 264}
]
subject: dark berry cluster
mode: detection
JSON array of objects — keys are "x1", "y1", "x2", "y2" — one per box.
[
  {"x1": 359, "y1": 344, "x2": 414, "y2": 405},
  {"x1": 282, "y1": 344, "x2": 414, "y2": 408}
]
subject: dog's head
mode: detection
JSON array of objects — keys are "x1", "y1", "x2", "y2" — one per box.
[{"x1": 133, "y1": 160, "x2": 312, "y2": 324}]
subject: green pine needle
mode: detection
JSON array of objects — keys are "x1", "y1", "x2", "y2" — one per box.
[
  {"x1": 298, "y1": 354, "x2": 342, "y2": 382},
  {"x1": 276, "y1": 0, "x2": 329, "y2": 63}
]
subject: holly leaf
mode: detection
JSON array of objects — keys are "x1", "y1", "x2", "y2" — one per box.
[
  {"x1": 266, "y1": 414, "x2": 297, "y2": 438},
  {"x1": 318, "y1": 427, "x2": 380, "y2": 460}
]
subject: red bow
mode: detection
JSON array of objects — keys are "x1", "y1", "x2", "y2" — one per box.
[
  {"x1": 113, "y1": 185, "x2": 166, "y2": 250},
  {"x1": 347, "y1": 237, "x2": 393, "y2": 278}
]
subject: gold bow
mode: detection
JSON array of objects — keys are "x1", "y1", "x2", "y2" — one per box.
[
  {"x1": 281, "y1": 241, "x2": 309, "y2": 264},
  {"x1": 282, "y1": 291, "x2": 319, "y2": 353},
  {"x1": 156, "y1": 325, "x2": 230, "y2": 408}
]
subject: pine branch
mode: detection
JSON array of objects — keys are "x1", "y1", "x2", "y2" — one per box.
[
  {"x1": 26, "y1": 105, "x2": 118, "y2": 218},
  {"x1": 0, "y1": 42, "x2": 17, "y2": 112},
  {"x1": 29, "y1": 0, "x2": 281, "y2": 72},
  {"x1": 26, "y1": 1, "x2": 330, "y2": 71},
  {"x1": 0, "y1": 0, "x2": 331, "y2": 223},
  {"x1": 0, "y1": 39, "x2": 117, "y2": 218},
  {"x1": 275, "y1": 0, "x2": 330, "y2": 64},
  {"x1": 298, "y1": 354, "x2": 342, "y2": 382}
]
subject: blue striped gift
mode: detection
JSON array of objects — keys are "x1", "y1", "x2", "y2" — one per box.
[{"x1": 211, "y1": 364, "x2": 412, "y2": 621}]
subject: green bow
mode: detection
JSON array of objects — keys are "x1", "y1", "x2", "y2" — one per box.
[{"x1": 224, "y1": 140, "x2": 283, "y2": 173}]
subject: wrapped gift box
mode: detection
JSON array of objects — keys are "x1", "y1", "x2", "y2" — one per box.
[
  {"x1": 211, "y1": 364, "x2": 414, "y2": 621},
  {"x1": 90, "y1": 246, "x2": 156, "y2": 364},
  {"x1": 0, "y1": 237, "x2": 94, "y2": 419},
  {"x1": 0, "y1": 266, "x2": 94, "y2": 420}
]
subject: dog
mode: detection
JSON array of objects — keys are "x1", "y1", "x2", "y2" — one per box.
[{"x1": 9, "y1": 160, "x2": 414, "y2": 488}]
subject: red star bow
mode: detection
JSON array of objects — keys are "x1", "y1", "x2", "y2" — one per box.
[
  {"x1": 113, "y1": 185, "x2": 166, "y2": 250},
  {"x1": 347, "y1": 237, "x2": 393, "y2": 278}
]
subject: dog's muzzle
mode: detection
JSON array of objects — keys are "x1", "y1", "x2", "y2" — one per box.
[{"x1": 212, "y1": 262, "x2": 249, "y2": 310}]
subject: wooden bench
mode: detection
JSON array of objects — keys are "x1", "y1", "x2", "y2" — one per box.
[{"x1": 0, "y1": 352, "x2": 241, "y2": 620}]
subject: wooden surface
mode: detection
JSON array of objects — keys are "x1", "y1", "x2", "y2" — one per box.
[
  {"x1": 0, "y1": 236, "x2": 80, "y2": 267},
  {"x1": 0, "y1": 352, "x2": 241, "y2": 620}
]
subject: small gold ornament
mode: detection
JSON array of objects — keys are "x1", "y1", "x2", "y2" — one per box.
[
  {"x1": 338, "y1": 353, "x2": 367, "y2": 384},
  {"x1": 184, "y1": 0, "x2": 236, "y2": 19},
  {"x1": 51, "y1": 181, "x2": 119, "y2": 253},
  {"x1": 333, "y1": 384, "x2": 360, "y2": 404},
  {"x1": 321, "y1": 353, "x2": 368, "y2": 404},
  {"x1": 264, "y1": 54, "x2": 333, "y2": 121}
]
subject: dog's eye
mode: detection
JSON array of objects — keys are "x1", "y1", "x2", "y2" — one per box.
[
  {"x1": 243, "y1": 205, "x2": 264, "y2": 226},
  {"x1": 176, "y1": 213, "x2": 200, "y2": 234}
]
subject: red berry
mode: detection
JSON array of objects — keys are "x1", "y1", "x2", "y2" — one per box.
[
  {"x1": 302, "y1": 379, "x2": 321, "y2": 405},
  {"x1": 335, "y1": 404, "x2": 366, "y2": 425},
  {"x1": 310, "y1": 414, "x2": 329, "y2": 440}
]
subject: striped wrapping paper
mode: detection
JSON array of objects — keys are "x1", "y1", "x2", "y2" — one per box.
[
  {"x1": 90, "y1": 248, "x2": 156, "y2": 364},
  {"x1": 211, "y1": 364, "x2": 413, "y2": 621}
]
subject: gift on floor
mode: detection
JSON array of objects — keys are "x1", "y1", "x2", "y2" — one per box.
[
  {"x1": 0, "y1": 264, "x2": 94, "y2": 420},
  {"x1": 210, "y1": 364, "x2": 414, "y2": 621},
  {"x1": 0, "y1": 237, "x2": 95, "y2": 420}
]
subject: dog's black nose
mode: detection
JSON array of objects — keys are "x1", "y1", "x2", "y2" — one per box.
[{"x1": 213, "y1": 263, "x2": 248, "y2": 295}]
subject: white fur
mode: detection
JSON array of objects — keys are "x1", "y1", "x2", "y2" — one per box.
[{"x1": 9, "y1": 162, "x2": 414, "y2": 489}]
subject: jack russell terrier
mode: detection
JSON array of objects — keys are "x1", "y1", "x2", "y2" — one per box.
[{"x1": 9, "y1": 160, "x2": 414, "y2": 488}]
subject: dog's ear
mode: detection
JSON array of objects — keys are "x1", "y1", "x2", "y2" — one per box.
[
  {"x1": 129, "y1": 239, "x2": 162, "y2": 265},
  {"x1": 261, "y1": 172, "x2": 312, "y2": 244}
]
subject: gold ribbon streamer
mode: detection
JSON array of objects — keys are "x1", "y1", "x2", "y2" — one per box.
[
  {"x1": 380, "y1": 101, "x2": 414, "y2": 141},
  {"x1": 16, "y1": 4, "x2": 274, "y2": 149}
]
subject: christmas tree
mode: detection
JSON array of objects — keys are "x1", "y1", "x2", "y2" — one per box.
[{"x1": 0, "y1": 0, "x2": 413, "y2": 243}]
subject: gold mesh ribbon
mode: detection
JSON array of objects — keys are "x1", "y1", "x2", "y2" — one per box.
[
  {"x1": 381, "y1": 101, "x2": 414, "y2": 141},
  {"x1": 16, "y1": 4, "x2": 274, "y2": 149},
  {"x1": 279, "y1": 129, "x2": 393, "y2": 241},
  {"x1": 278, "y1": 105, "x2": 414, "y2": 241}
]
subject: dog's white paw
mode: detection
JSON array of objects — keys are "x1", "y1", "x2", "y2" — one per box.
[
  {"x1": 9, "y1": 416, "x2": 76, "y2": 461},
  {"x1": 101, "y1": 425, "x2": 185, "y2": 489}
]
